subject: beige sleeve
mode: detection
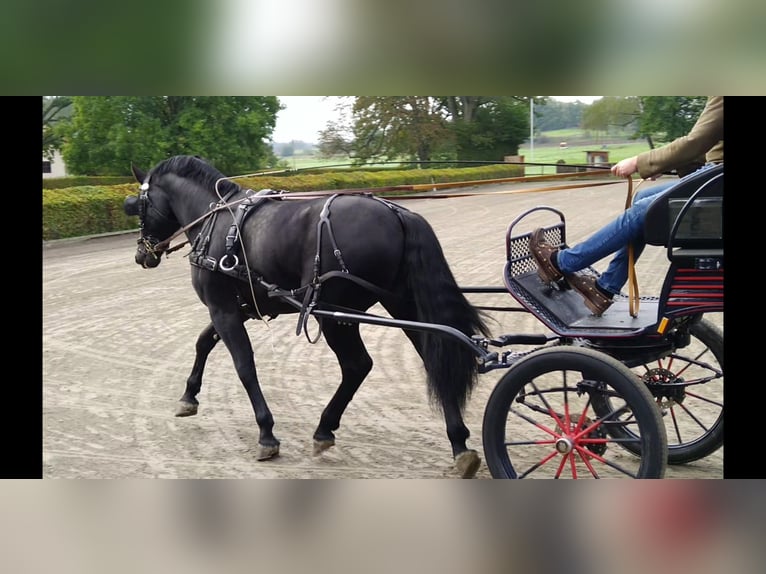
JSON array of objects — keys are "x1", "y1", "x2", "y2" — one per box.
[{"x1": 636, "y1": 96, "x2": 724, "y2": 179}]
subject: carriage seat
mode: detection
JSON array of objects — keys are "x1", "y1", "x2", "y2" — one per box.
[{"x1": 643, "y1": 164, "x2": 723, "y2": 265}]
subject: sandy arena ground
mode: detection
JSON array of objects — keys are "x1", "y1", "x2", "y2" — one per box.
[{"x1": 42, "y1": 177, "x2": 724, "y2": 478}]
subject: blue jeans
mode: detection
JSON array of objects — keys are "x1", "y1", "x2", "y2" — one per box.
[{"x1": 556, "y1": 164, "x2": 718, "y2": 296}]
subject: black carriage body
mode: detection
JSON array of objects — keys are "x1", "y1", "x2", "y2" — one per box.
[
  {"x1": 502, "y1": 164, "x2": 723, "y2": 367},
  {"x1": 650, "y1": 165, "x2": 724, "y2": 321}
]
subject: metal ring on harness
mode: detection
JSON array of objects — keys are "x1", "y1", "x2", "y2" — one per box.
[
  {"x1": 301, "y1": 311, "x2": 323, "y2": 344},
  {"x1": 219, "y1": 254, "x2": 239, "y2": 272}
]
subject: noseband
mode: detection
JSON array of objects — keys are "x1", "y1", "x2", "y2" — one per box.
[{"x1": 124, "y1": 182, "x2": 178, "y2": 259}]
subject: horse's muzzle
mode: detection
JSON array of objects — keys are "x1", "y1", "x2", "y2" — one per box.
[
  {"x1": 136, "y1": 251, "x2": 162, "y2": 268},
  {"x1": 135, "y1": 238, "x2": 163, "y2": 268}
]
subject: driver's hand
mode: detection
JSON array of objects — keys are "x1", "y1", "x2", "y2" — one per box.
[{"x1": 611, "y1": 156, "x2": 638, "y2": 178}]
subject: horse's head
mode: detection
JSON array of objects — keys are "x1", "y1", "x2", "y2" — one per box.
[{"x1": 124, "y1": 163, "x2": 180, "y2": 268}]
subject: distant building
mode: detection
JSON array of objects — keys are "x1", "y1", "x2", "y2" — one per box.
[
  {"x1": 585, "y1": 150, "x2": 610, "y2": 167},
  {"x1": 43, "y1": 150, "x2": 67, "y2": 178}
]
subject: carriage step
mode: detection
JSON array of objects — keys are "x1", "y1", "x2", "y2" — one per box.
[{"x1": 488, "y1": 333, "x2": 551, "y2": 346}]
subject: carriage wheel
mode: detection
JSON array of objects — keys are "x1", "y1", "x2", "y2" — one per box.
[
  {"x1": 482, "y1": 346, "x2": 667, "y2": 479},
  {"x1": 592, "y1": 318, "x2": 723, "y2": 465}
]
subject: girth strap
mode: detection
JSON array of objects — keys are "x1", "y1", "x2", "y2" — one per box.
[
  {"x1": 296, "y1": 194, "x2": 347, "y2": 340},
  {"x1": 313, "y1": 194, "x2": 348, "y2": 280},
  {"x1": 297, "y1": 193, "x2": 407, "y2": 341}
]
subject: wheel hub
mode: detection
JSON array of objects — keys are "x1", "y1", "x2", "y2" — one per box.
[
  {"x1": 555, "y1": 437, "x2": 573, "y2": 454},
  {"x1": 554, "y1": 416, "x2": 608, "y2": 456},
  {"x1": 642, "y1": 367, "x2": 686, "y2": 408}
]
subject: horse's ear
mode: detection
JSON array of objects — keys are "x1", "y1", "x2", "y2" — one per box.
[{"x1": 131, "y1": 163, "x2": 146, "y2": 184}]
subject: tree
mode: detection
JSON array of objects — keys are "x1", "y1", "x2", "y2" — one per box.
[
  {"x1": 60, "y1": 97, "x2": 282, "y2": 175},
  {"x1": 343, "y1": 97, "x2": 452, "y2": 165},
  {"x1": 316, "y1": 97, "x2": 353, "y2": 158},
  {"x1": 581, "y1": 96, "x2": 639, "y2": 135},
  {"x1": 321, "y1": 96, "x2": 533, "y2": 165},
  {"x1": 317, "y1": 119, "x2": 355, "y2": 159},
  {"x1": 441, "y1": 96, "x2": 532, "y2": 161},
  {"x1": 439, "y1": 96, "x2": 489, "y2": 123},
  {"x1": 582, "y1": 96, "x2": 706, "y2": 149},
  {"x1": 534, "y1": 99, "x2": 588, "y2": 131},
  {"x1": 634, "y1": 96, "x2": 707, "y2": 147},
  {"x1": 279, "y1": 142, "x2": 295, "y2": 157},
  {"x1": 42, "y1": 96, "x2": 72, "y2": 160}
]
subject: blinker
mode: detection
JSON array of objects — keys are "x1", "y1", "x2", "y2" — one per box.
[{"x1": 124, "y1": 195, "x2": 141, "y2": 216}]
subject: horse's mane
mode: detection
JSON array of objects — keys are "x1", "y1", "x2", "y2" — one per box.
[{"x1": 151, "y1": 155, "x2": 241, "y2": 197}]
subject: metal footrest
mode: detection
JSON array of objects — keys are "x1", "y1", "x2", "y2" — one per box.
[{"x1": 505, "y1": 267, "x2": 659, "y2": 337}]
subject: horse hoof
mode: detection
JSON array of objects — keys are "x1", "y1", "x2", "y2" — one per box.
[
  {"x1": 175, "y1": 401, "x2": 198, "y2": 417},
  {"x1": 313, "y1": 439, "x2": 335, "y2": 455},
  {"x1": 257, "y1": 444, "x2": 280, "y2": 461},
  {"x1": 455, "y1": 450, "x2": 481, "y2": 479}
]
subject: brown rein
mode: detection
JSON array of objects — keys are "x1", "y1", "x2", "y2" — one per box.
[
  {"x1": 152, "y1": 172, "x2": 620, "y2": 257},
  {"x1": 151, "y1": 196, "x2": 253, "y2": 255}
]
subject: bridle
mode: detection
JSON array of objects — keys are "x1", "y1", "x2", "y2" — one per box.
[
  {"x1": 124, "y1": 181, "x2": 179, "y2": 261},
  {"x1": 125, "y1": 179, "x2": 251, "y2": 259}
]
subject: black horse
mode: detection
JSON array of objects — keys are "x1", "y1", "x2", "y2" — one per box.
[{"x1": 124, "y1": 155, "x2": 490, "y2": 477}]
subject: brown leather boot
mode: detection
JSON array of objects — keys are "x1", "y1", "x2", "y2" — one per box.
[
  {"x1": 566, "y1": 272, "x2": 613, "y2": 316},
  {"x1": 529, "y1": 228, "x2": 564, "y2": 283}
]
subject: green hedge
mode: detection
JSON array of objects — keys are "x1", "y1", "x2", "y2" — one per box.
[
  {"x1": 42, "y1": 165, "x2": 524, "y2": 241},
  {"x1": 42, "y1": 176, "x2": 135, "y2": 190},
  {"x1": 43, "y1": 184, "x2": 140, "y2": 240},
  {"x1": 236, "y1": 164, "x2": 525, "y2": 193}
]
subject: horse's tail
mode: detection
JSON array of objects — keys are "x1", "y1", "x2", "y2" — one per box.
[{"x1": 398, "y1": 210, "x2": 491, "y2": 413}]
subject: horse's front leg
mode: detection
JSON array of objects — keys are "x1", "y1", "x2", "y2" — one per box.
[
  {"x1": 176, "y1": 321, "x2": 220, "y2": 417},
  {"x1": 209, "y1": 308, "x2": 280, "y2": 461}
]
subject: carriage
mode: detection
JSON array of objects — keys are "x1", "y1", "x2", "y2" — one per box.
[
  {"x1": 480, "y1": 164, "x2": 723, "y2": 478},
  {"x1": 124, "y1": 157, "x2": 723, "y2": 479}
]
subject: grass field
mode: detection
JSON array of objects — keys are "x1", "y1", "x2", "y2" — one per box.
[
  {"x1": 518, "y1": 140, "x2": 652, "y2": 175},
  {"x1": 276, "y1": 155, "x2": 364, "y2": 171},
  {"x1": 276, "y1": 129, "x2": 655, "y2": 175}
]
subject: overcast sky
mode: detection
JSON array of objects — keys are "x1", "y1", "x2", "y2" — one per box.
[
  {"x1": 272, "y1": 96, "x2": 601, "y2": 144},
  {"x1": 272, "y1": 96, "x2": 341, "y2": 143}
]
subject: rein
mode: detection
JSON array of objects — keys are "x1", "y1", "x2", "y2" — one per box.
[
  {"x1": 276, "y1": 167, "x2": 617, "y2": 199},
  {"x1": 149, "y1": 170, "x2": 621, "y2": 258},
  {"x1": 151, "y1": 191, "x2": 282, "y2": 256},
  {"x1": 624, "y1": 176, "x2": 647, "y2": 318}
]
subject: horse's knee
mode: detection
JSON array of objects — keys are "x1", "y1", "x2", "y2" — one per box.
[{"x1": 195, "y1": 324, "x2": 219, "y2": 353}]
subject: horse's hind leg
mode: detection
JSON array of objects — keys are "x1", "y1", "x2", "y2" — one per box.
[
  {"x1": 443, "y1": 402, "x2": 481, "y2": 479},
  {"x1": 176, "y1": 321, "x2": 220, "y2": 417},
  {"x1": 398, "y1": 329, "x2": 480, "y2": 478},
  {"x1": 313, "y1": 322, "x2": 373, "y2": 454},
  {"x1": 383, "y1": 300, "x2": 480, "y2": 479}
]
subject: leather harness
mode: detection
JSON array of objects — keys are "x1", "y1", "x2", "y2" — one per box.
[{"x1": 187, "y1": 189, "x2": 408, "y2": 341}]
